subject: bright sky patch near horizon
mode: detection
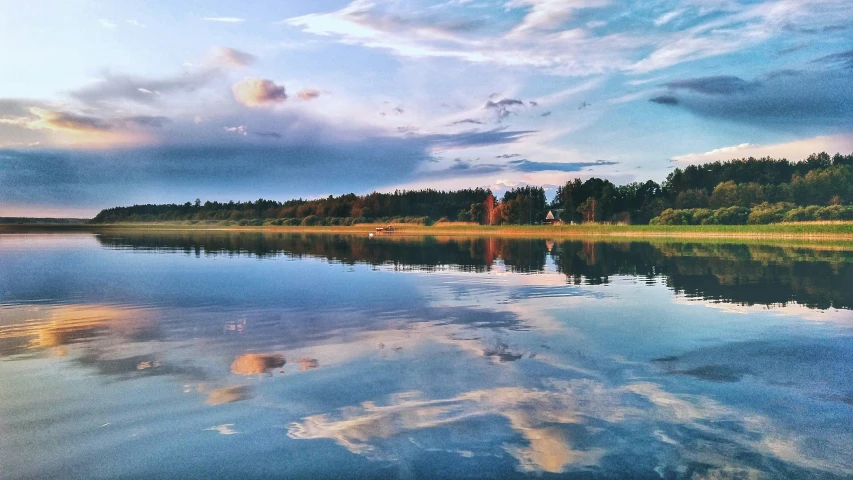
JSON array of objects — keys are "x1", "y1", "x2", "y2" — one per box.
[{"x1": 0, "y1": 0, "x2": 851, "y2": 217}]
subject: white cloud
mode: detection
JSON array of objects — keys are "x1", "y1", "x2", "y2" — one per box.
[
  {"x1": 285, "y1": 0, "x2": 645, "y2": 76},
  {"x1": 672, "y1": 133, "x2": 853, "y2": 164},
  {"x1": 504, "y1": 0, "x2": 611, "y2": 37},
  {"x1": 224, "y1": 125, "x2": 248, "y2": 136},
  {"x1": 98, "y1": 19, "x2": 117, "y2": 29},
  {"x1": 654, "y1": 9, "x2": 684, "y2": 26},
  {"x1": 204, "y1": 17, "x2": 246, "y2": 23},
  {"x1": 286, "y1": 0, "x2": 852, "y2": 77}
]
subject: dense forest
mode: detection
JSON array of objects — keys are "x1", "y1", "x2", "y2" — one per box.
[{"x1": 92, "y1": 152, "x2": 853, "y2": 225}]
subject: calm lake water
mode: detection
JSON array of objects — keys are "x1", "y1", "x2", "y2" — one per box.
[{"x1": 1, "y1": 232, "x2": 851, "y2": 479}]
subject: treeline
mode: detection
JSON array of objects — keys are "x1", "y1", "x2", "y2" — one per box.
[
  {"x1": 92, "y1": 152, "x2": 853, "y2": 225},
  {"x1": 552, "y1": 152, "x2": 853, "y2": 224},
  {"x1": 92, "y1": 188, "x2": 492, "y2": 225}
]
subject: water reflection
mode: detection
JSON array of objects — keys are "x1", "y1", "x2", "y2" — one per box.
[
  {"x1": 98, "y1": 231, "x2": 853, "y2": 310},
  {"x1": 0, "y1": 232, "x2": 851, "y2": 479},
  {"x1": 230, "y1": 353, "x2": 286, "y2": 375}
]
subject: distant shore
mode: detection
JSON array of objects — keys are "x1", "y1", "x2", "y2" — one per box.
[{"x1": 3, "y1": 221, "x2": 853, "y2": 242}]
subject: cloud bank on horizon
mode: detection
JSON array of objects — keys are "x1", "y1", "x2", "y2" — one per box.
[{"x1": 0, "y1": 0, "x2": 851, "y2": 216}]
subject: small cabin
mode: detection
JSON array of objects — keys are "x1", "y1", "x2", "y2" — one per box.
[{"x1": 544, "y1": 209, "x2": 564, "y2": 225}]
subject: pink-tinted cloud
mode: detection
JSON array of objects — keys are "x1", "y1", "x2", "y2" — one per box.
[
  {"x1": 232, "y1": 78, "x2": 287, "y2": 107},
  {"x1": 296, "y1": 88, "x2": 321, "y2": 101},
  {"x1": 209, "y1": 47, "x2": 256, "y2": 68}
]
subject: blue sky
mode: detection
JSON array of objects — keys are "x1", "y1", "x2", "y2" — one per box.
[{"x1": 1, "y1": 0, "x2": 852, "y2": 216}]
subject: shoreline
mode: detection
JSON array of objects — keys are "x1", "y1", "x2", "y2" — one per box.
[{"x1": 2, "y1": 222, "x2": 853, "y2": 243}]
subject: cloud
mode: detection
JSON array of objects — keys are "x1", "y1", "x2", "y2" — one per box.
[
  {"x1": 252, "y1": 131, "x2": 282, "y2": 139},
  {"x1": 0, "y1": 116, "x2": 535, "y2": 211},
  {"x1": 71, "y1": 69, "x2": 220, "y2": 106},
  {"x1": 649, "y1": 95, "x2": 679, "y2": 105},
  {"x1": 485, "y1": 98, "x2": 523, "y2": 109},
  {"x1": 421, "y1": 159, "x2": 505, "y2": 179},
  {"x1": 663, "y1": 75, "x2": 756, "y2": 95},
  {"x1": 508, "y1": 159, "x2": 618, "y2": 172},
  {"x1": 126, "y1": 19, "x2": 145, "y2": 28},
  {"x1": 672, "y1": 133, "x2": 853, "y2": 164},
  {"x1": 654, "y1": 9, "x2": 684, "y2": 26},
  {"x1": 224, "y1": 125, "x2": 247, "y2": 136},
  {"x1": 68, "y1": 48, "x2": 254, "y2": 107},
  {"x1": 812, "y1": 49, "x2": 853, "y2": 69},
  {"x1": 209, "y1": 47, "x2": 256, "y2": 68},
  {"x1": 505, "y1": 0, "x2": 611, "y2": 37},
  {"x1": 285, "y1": 0, "x2": 646, "y2": 76},
  {"x1": 118, "y1": 115, "x2": 171, "y2": 129},
  {"x1": 286, "y1": 0, "x2": 852, "y2": 79},
  {"x1": 648, "y1": 67, "x2": 853, "y2": 128},
  {"x1": 27, "y1": 108, "x2": 113, "y2": 133},
  {"x1": 204, "y1": 17, "x2": 246, "y2": 23},
  {"x1": 296, "y1": 88, "x2": 321, "y2": 101},
  {"x1": 540, "y1": 111, "x2": 552, "y2": 117},
  {"x1": 98, "y1": 19, "x2": 117, "y2": 29},
  {"x1": 418, "y1": 128, "x2": 534, "y2": 149},
  {"x1": 8, "y1": 108, "x2": 169, "y2": 134},
  {"x1": 232, "y1": 78, "x2": 287, "y2": 106},
  {"x1": 419, "y1": 155, "x2": 617, "y2": 180},
  {"x1": 447, "y1": 118, "x2": 484, "y2": 126},
  {"x1": 495, "y1": 153, "x2": 521, "y2": 158},
  {"x1": 634, "y1": 0, "x2": 853, "y2": 74},
  {"x1": 485, "y1": 98, "x2": 525, "y2": 122}
]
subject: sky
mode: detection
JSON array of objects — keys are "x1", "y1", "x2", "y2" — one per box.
[{"x1": 0, "y1": 0, "x2": 852, "y2": 217}]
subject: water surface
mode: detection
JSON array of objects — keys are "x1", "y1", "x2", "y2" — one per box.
[{"x1": 1, "y1": 232, "x2": 851, "y2": 479}]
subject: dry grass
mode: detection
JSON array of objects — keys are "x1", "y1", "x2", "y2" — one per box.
[{"x1": 4, "y1": 221, "x2": 853, "y2": 242}]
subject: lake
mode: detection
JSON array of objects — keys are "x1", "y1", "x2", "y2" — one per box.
[{"x1": 1, "y1": 232, "x2": 851, "y2": 479}]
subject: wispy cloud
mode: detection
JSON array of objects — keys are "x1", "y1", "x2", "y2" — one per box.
[
  {"x1": 208, "y1": 47, "x2": 257, "y2": 68},
  {"x1": 284, "y1": 0, "x2": 645, "y2": 75},
  {"x1": 508, "y1": 159, "x2": 618, "y2": 172},
  {"x1": 296, "y1": 88, "x2": 321, "y2": 101},
  {"x1": 71, "y1": 69, "x2": 221, "y2": 106},
  {"x1": 204, "y1": 17, "x2": 246, "y2": 23},
  {"x1": 286, "y1": 0, "x2": 852, "y2": 77},
  {"x1": 448, "y1": 118, "x2": 485, "y2": 126},
  {"x1": 504, "y1": 0, "x2": 611, "y2": 37}
]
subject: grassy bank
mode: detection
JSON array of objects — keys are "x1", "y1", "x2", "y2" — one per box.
[{"x1": 4, "y1": 221, "x2": 852, "y2": 241}]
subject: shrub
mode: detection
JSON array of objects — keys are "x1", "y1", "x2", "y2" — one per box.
[
  {"x1": 649, "y1": 208, "x2": 692, "y2": 225},
  {"x1": 301, "y1": 215, "x2": 324, "y2": 226},
  {"x1": 711, "y1": 206, "x2": 749, "y2": 225},
  {"x1": 691, "y1": 208, "x2": 713, "y2": 225},
  {"x1": 747, "y1": 202, "x2": 791, "y2": 225},
  {"x1": 814, "y1": 205, "x2": 853, "y2": 221}
]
